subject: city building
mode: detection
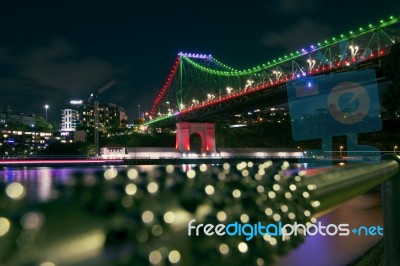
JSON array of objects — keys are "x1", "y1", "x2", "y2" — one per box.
[
  {"x1": 263, "y1": 107, "x2": 289, "y2": 123},
  {"x1": 99, "y1": 103, "x2": 129, "y2": 128},
  {"x1": 61, "y1": 100, "x2": 128, "y2": 131},
  {"x1": 0, "y1": 105, "x2": 36, "y2": 127},
  {"x1": 100, "y1": 142, "x2": 127, "y2": 158},
  {"x1": 61, "y1": 100, "x2": 92, "y2": 131},
  {"x1": 227, "y1": 107, "x2": 290, "y2": 127},
  {"x1": 0, "y1": 129, "x2": 52, "y2": 155}
]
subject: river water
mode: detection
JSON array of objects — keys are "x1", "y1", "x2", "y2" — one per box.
[{"x1": 0, "y1": 165, "x2": 383, "y2": 266}]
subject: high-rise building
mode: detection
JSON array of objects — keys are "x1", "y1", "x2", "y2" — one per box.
[
  {"x1": 61, "y1": 100, "x2": 92, "y2": 131},
  {"x1": 61, "y1": 100, "x2": 128, "y2": 131},
  {"x1": 99, "y1": 103, "x2": 128, "y2": 128}
]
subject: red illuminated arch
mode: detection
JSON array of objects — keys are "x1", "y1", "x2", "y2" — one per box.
[{"x1": 176, "y1": 122, "x2": 216, "y2": 154}]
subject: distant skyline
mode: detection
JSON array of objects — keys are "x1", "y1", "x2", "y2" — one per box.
[{"x1": 0, "y1": 0, "x2": 399, "y2": 122}]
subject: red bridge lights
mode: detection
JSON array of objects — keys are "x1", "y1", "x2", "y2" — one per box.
[{"x1": 148, "y1": 18, "x2": 399, "y2": 125}]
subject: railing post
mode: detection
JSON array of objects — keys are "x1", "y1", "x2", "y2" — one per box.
[{"x1": 382, "y1": 154, "x2": 400, "y2": 266}]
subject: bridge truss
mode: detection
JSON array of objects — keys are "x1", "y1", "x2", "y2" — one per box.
[{"x1": 148, "y1": 16, "x2": 400, "y2": 126}]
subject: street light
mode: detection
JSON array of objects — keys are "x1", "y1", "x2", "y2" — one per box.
[
  {"x1": 244, "y1": 80, "x2": 254, "y2": 90},
  {"x1": 307, "y1": 59, "x2": 316, "y2": 71},
  {"x1": 138, "y1": 105, "x2": 141, "y2": 119},
  {"x1": 340, "y1": 145, "x2": 343, "y2": 157},
  {"x1": 297, "y1": 146, "x2": 302, "y2": 152},
  {"x1": 192, "y1": 99, "x2": 199, "y2": 107},
  {"x1": 44, "y1": 104, "x2": 49, "y2": 122},
  {"x1": 349, "y1": 45, "x2": 359, "y2": 60},
  {"x1": 207, "y1": 94, "x2": 215, "y2": 101},
  {"x1": 394, "y1": 145, "x2": 398, "y2": 154},
  {"x1": 272, "y1": 70, "x2": 282, "y2": 81}
]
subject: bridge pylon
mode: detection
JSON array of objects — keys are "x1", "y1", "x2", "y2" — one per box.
[{"x1": 176, "y1": 122, "x2": 216, "y2": 154}]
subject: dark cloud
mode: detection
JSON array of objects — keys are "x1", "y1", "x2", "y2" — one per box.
[
  {"x1": 0, "y1": 40, "x2": 129, "y2": 119},
  {"x1": 22, "y1": 58, "x2": 118, "y2": 94},
  {"x1": 0, "y1": 77, "x2": 46, "y2": 95},
  {"x1": 276, "y1": 0, "x2": 317, "y2": 14},
  {"x1": 0, "y1": 77, "x2": 49, "y2": 113},
  {"x1": 0, "y1": 0, "x2": 397, "y2": 122},
  {"x1": 24, "y1": 39, "x2": 77, "y2": 63},
  {"x1": 21, "y1": 39, "x2": 124, "y2": 95},
  {"x1": 0, "y1": 39, "x2": 126, "y2": 96},
  {"x1": 0, "y1": 47, "x2": 16, "y2": 65},
  {"x1": 262, "y1": 18, "x2": 331, "y2": 51}
]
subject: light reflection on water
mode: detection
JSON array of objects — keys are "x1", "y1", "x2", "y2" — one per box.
[
  {"x1": 0, "y1": 165, "x2": 383, "y2": 265},
  {"x1": 0, "y1": 167, "x2": 102, "y2": 202},
  {"x1": 0, "y1": 165, "x2": 166, "y2": 202},
  {"x1": 275, "y1": 193, "x2": 383, "y2": 266}
]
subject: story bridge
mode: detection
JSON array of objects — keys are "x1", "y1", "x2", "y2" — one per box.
[{"x1": 146, "y1": 16, "x2": 400, "y2": 128}]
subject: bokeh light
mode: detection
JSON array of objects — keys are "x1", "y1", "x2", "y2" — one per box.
[
  {"x1": 104, "y1": 168, "x2": 118, "y2": 180},
  {"x1": 0, "y1": 217, "x2": 11, "y2": 237},
  {"x1": 6, "y1": 182, "x2": 25, "y2": 199},
  {"x1": 168, "y1": 250, "x2": 181, "y2": 263},
  {"x1": 127, "y1": 168, "x2": 139, "y2": 179},
  {"x1": 125, "y1": 183, "x2": 137, "y2": 195}
]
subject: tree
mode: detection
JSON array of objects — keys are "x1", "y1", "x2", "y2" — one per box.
[
  {"x1": 49, "y1": 120, "x2": 59, "y2": 131},
  {"x1": 1, "y1": 121, "x2": 28, "y2": 131},
  {"x1": 38, "y1": 142, "x2": 96, "y2": 156},
  {"x1": 34, "y1": 116, "x2": 52, "y2": 132}
]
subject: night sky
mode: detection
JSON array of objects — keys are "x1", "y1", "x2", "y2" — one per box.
[{"x1": 0, "y1": 0, "x2": 399, "y2": 122}]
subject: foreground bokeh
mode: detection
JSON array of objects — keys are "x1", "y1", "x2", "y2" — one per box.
[{"x1": 0, "y1": 162, "x2": 315, "y2": 265}]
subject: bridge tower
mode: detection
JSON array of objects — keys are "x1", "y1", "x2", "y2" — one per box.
[{"x1": 176, "y1": 122, "x2": 216, "y2": 154}]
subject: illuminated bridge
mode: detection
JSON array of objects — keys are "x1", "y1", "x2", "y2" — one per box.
[{"x1": 147, "y1": 16, "x2": 400, "y2": 127}]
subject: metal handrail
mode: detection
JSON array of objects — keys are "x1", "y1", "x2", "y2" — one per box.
[
  {"x1": 304, "y1": 159, "x2": 399, "y2": 212},
  {"x1": 304, "y1": 154, "x2": 400, "y2": 266}
]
